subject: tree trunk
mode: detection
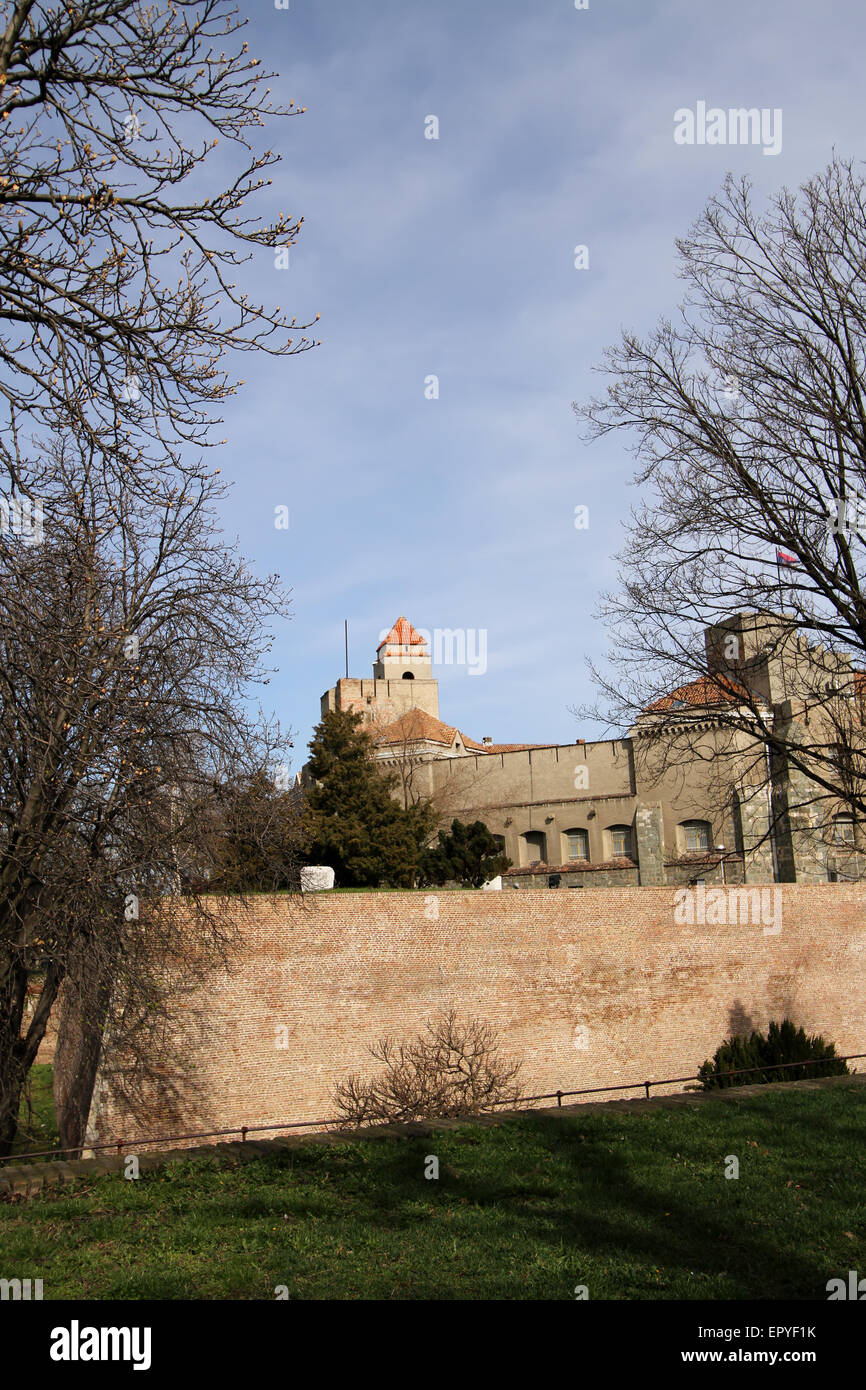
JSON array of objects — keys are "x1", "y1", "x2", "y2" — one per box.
[
  {"x1": 0, "y1": 957, "x2": 62, "y2": 1156},
  {"x1": 53, "y1": 945, "x2": 115, "y2": 1158}
]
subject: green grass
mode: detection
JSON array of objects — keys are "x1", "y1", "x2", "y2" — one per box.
[
  {"x1": 327, "y1": 885, "x2": 473, "y2": 893},
  {"x1": 13, "y1": 1063, "x2": 60, "y2": 1159},
  {"x1": 2, "y1": 1080, "x2": 864, "y2": 1300}
]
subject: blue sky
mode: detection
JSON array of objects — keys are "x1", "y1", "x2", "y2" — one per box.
[{"x1": 212, "y1": 0, "x2": 866, "y2": 767}]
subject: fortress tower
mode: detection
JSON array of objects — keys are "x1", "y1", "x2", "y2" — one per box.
[{"x1": 320, "y1": 616, "x2": 440, "y2": 725}]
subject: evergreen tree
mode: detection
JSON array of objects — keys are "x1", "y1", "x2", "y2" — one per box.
[
  {"x1": 420, "y1": 819, "x2": 512, "y2": 888},
  {"x1": 303, "y1": 710, "x2": 435, "y2": 887},
  {"x1": 699, "y1": 1019, "x2": 848, "y2": 1090}
]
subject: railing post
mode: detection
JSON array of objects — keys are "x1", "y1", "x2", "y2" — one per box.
[
  {"x1": 644, "y1": 1080, "x2": 651, "y2": 1100},
  {"x1": 556, "y1": 1090, "x2": 562, "y2": 1108},
  {"x1": 241, "y1": 1126, "x2": 248, "y2": 1144}
]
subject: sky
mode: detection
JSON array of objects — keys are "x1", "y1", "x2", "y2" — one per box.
[{"x1": 209, "y1": 0, "x2": 866, "y2": 770}]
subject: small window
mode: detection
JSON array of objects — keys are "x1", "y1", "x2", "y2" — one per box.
[
  {"x1": 682, "y1": 820, "x2": 711, "y2": 852},
  {"x1": 565, "y1": 829, "x2": 589, "y2": 861},
  {"x1": 833, "y1": 815, "x2": 855, "y2": 845},
  {"x1": 609, "y1": 825, "x2": 632, "y2": 858},
  {"x1": 402, "y1": 671, "x2": 415, "y2": 680},
  {"x1": 522, "y1": 831, "x2": 547, "y2": 866}
]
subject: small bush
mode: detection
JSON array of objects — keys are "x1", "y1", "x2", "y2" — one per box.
[
  {"x1": 699, "y1": 1019, "x2": 849, "y2": 1090},
  {"x1": 333, "y1": 1010, "x2": 522, "y2": 1127}
]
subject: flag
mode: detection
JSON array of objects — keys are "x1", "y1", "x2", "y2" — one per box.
[{"x1": 776, "y1": 549, "x2": 798, "y2": 567}]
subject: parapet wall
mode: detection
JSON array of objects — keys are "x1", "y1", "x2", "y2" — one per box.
[{"x1": 85, "y1": 885, "x2": 866, "y2": 1146}]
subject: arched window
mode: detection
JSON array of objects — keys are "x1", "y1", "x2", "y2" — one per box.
[
  {"x1": 607, "y1": 824, "x2": 632, "y2": 858},
  {"x1": 521, "y1": 831, "x2": 546, "y2": 866},
  {"x1": 564, "y1": 828, "x2": 589, "y2": 862},
  {"x1": 680, "y1": 820, "x2": 711, "y2": 852},
  {"x1": 402, "y1": 671, "x2": 415, "y2": 680}
]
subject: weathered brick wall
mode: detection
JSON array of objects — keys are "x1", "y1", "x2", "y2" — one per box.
[
  {"x1": 85, "y1": 885, "x2": 866, "y2": 1147},
  {"x1": 24, "y1": 984, "x2": 59, "y2": 1064}
]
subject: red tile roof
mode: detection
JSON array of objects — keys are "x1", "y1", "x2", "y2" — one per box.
[
  {"x1": 375, "y1": 709, "x2": 457, "y2": 747},
  {"x1": 505, "y1": 858, "x2": 636, "y2": 875},
  {"x1": 374, "y1": 709, "x2": 547, "y2": 755},
  {"x1": 645, "y1": 673, "x2": 748, "y2": 713},
  {"x1": 377, "y1": 616, "x2": 427, "y2": 651}
]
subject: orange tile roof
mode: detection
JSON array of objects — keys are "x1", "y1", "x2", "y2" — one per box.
[
  {"x1": 375, "y1": 709, "x2": 457, "y2": 747},
  {"x1": 374, "y1": 709, "x2": 548, "y2": 754},
  {"x1": 505, "y1": 858, "x2": 636, "y2": 875},
  {"x1": 461, "y1": 736, "x2": 548, "y2": 753},
  {"x1": 645, "y1": 673, "x2": 748, "y2": 713},
  {"x1": 377, "y1": 616, "x2": 427, "y2": 650}
]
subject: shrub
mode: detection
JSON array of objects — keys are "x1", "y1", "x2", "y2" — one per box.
[
  {"x1": 419, "y1": 819, "x2": 512, "y2": 888},
  {"x1": 699, "y1": 1019, "x2": 849, "y2": 1090},
  {"x1": 333, "y1": 1010, "x2": 522, "y2": 1127}
]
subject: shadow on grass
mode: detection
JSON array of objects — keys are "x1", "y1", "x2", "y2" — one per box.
[{"x1": 7, "y1": 1083, "x2": 865, "y2": 1300}]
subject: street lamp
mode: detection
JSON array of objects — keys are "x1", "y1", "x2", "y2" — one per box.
[{"x1": 715, "y1": 844, "x2": 727, "y2": 885}]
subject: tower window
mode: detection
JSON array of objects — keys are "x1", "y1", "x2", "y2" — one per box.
[{"x1": 402, "y1": 671, "x2": 415, "y2": 680}]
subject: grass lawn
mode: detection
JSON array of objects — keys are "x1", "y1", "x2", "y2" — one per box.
[
  {"x1": 2, "y1": 1079, "x2": 864, "y2": 1300},
  {"x1": 12, "y1": 1063, "x2": 60, "y2": 1159}
]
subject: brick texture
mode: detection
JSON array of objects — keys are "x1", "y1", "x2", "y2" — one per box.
[{"x1": 85, "y1": 885, "x2": 866, "y2": 1147}]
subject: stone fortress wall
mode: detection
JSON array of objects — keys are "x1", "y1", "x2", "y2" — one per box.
[{"x1": 85, "y1": 884, "x2": 866, "y2": 1148}]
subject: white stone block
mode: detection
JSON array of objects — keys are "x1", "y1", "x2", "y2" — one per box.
[{"x1": 300, "y1": 865, "x2": 335, "y2": 893}]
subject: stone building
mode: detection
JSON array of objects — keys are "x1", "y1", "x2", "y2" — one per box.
[{"x1": 314, "y1": 614, "x2": 865, "y2": 888}]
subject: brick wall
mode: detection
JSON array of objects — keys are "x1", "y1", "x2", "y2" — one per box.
[{"x1": 85, "y1": 884, "x2": 866, "y2": 1147}]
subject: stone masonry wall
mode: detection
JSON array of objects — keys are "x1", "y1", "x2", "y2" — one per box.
[{"x1": 85, "y1": 885, "x2": 866, "y2": 1148}]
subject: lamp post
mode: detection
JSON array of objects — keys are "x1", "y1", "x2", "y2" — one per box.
[{"x1": 715, "y1": 844, "x2": 727, "y2": 885}]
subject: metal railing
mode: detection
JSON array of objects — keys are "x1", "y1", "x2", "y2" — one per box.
[{"x1": 3, "y1": 1050, "x2": 862, "y2": 1167}]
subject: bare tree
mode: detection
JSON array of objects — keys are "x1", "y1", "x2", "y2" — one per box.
[
  {"x1": 367, "y1": 711, "x2": 431, "y2": 812},
  {"x1": 206, "y1": 769, "x2": 306, "y2": 893},
  {"x1": 575, "y1": 156, "x2": 866, "y2": 854},
  {"x1": 0, "y1": 0, "x2": 315, "y2": 487},
  {"x1": 0, "y1": 432, "x2": 296, "y2": 1154},
  {"x1": 333, "y1": 1010, "x2": 522, "y2": 1128},
  {"x1": 370, "y1": 710, "x2": 515, "y2": 826}
]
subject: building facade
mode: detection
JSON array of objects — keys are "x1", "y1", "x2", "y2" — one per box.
[{"x1": 315, "y1": 615, "x2": 865, "y2": 888}]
